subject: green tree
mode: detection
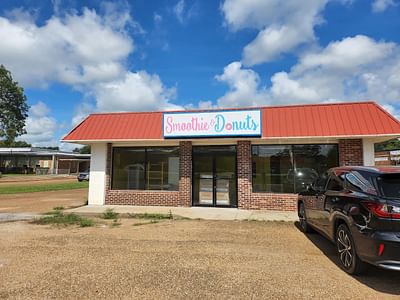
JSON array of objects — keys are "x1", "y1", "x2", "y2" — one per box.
[
  {"x1": 375, "y1": 138, "x2": 400, "y2": 152},
  {"x1": 73, "y1": 145, "x2": 91, "y2": 154},
  {"x1": 39, "y1": 146, "x2": 60, "y2": 151},
  {"x1": 0, "y1": 140, "x2": 31, "y2": 147},
  {"x1": 0, "y1": 65, "x2": 29, "y2": 146}
]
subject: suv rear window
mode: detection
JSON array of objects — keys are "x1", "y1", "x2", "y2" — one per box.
[
  {"x1": 376, "y1": 174, "x2": 400, "y2": 199},
  {"x1": 345, "y1": 171, "x2": 377, "y2": 195}
]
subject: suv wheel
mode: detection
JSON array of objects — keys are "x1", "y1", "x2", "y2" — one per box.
[
  {"x1": 298, "y1": 202, "x2": 313, "y2": 233},
  {"x1": 336, "y1": 224, "x2": 367, "y2": 275}
]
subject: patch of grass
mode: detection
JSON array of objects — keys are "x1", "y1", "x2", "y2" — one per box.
[
  {"x1": 33, "y1": 208, "x2": 94, "y2": 227},
  {"x1": 0, "y1": 181, "x2": 89, "y2": 194},
  {"x1": 102, "y1": 208, "x2": 119, "y2": 220},
  {"x1": 53, "y1": 206, "x2": 64, "y2": 211},
  {"x1": 79, "y1": 218, "x2": 95, "y2": 227},
  {"x1": 128, "y1": 211, "x2": 173, "y2": 220}
]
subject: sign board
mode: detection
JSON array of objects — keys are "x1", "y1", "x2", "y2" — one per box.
[
  {"x1": 163, "y1": 109, "x2": 262, "y2": 138},
  {"x1": 375, "y1": 157, "x2": 389, "y2": 162}
]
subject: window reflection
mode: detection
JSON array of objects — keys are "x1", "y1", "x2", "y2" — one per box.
[
  {"x1": 252, "y1": 144, "x2": 339, "y2": 193},
  {"x1": 112, "y1": 147, "x2": 179, "y2": 191}
]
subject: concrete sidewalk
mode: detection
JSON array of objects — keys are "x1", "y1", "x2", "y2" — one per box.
[
  {"x1": 66, "y1": 205, "x2": 298, "y2": 222},
  {"x1": 0, "y1": 213, "x2": 39, "y2": 223}
]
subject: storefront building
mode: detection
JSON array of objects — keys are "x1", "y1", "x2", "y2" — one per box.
[{"x1": 63, "y1": 101, "x2": 400, "y2": 211}]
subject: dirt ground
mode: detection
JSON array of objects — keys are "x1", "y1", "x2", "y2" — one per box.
[
  {"x1": 0, "y1": 220, "x2": 399, "y2": 299},
  {"x1": 0, "y1": 189, "x2": 88, "y2": 213}
]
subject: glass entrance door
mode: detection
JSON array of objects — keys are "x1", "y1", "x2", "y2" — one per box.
[{"x1": 193, "y1": 146, "x2": 237, "y2": 207}]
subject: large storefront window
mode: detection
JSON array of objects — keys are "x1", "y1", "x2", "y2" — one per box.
[
  {"x1": 252, "y1": 144, "x2": 338, "y2": 193},
  {"x1": 112, "y1": 147, "x2": 179, "y2": 191}
]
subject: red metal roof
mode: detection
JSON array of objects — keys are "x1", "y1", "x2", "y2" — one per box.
[{"x1": 63, "y1": 101, "x2": 400, "y2": 141}]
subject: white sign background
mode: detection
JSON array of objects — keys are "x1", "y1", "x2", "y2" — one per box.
[{"x1": 163, "y1": 110, "x2": 262, "y2": 138}]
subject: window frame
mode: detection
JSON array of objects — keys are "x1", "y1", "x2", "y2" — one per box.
[
  {"x1": 326, "y1": 174, "x2": 345, "y2": 192},
  {"x1": 111, "y1": 146, "x2": 179, "y2": 191},
  {"x1": 251, "y1": 143, "x2": 339, "y2": 193}
]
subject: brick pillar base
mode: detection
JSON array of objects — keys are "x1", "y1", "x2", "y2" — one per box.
[
  {"x1": 339, "y1": 139, "x2": 363, "y2": 166},
  {"x1": 179, "y1": 141, "x2": 192, "y2": 206},
  {"x1": 237, "y1": 141, "x2": 252, "y2": 209}
]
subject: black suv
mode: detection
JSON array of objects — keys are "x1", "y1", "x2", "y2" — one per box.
[{"x1": 298, "y1": 166, "x2": 400, "y2": 274}]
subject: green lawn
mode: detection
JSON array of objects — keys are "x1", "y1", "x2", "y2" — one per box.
[{"x1": 0, "y1": 181, "x2": 89, "y2": 194}]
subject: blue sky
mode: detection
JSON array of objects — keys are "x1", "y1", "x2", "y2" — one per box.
[{"x1": 0, "y1": 0, "x2": 399, "y2": 148}]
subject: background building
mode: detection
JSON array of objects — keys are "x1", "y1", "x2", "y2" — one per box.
[{"x1": 0, "y1": 147, "x2": 90, "y2": 174}]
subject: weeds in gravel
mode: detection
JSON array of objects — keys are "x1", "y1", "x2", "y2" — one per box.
[
  {"x1": 128, "y1": 211, "x2": 173, "y2": 220},
  {"x1": 79, "y1": 218, "x2": 95, "y2": 227},
  {"x1": 102, "y1": 208, "x2": 119, "y2": 220},
  {"x1": 33, "y1": 208, "x2": 95, "y2": 227}
]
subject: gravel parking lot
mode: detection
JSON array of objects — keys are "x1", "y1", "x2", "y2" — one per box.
[{"x1": 1, "y1": 219, "x2": 399, "y2": 299}]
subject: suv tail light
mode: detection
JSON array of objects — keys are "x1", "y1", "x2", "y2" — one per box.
[{"x1": 362, "y1": 202, "x2": 400, "y2": 219}]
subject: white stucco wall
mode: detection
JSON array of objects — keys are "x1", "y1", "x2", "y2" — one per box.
[
  {"x1": 88, "y1": 143, "x2": 107, "y2": 205},
  {"x1": 363, "y1": 138, "x2": 375, "y2": 166}
]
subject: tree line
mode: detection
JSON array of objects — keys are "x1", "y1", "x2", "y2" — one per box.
[{"x1": 0, "y1": 65, "x2": 90, "y2": 153}]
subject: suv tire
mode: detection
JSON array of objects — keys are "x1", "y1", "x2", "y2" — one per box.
[
  {"x1": 298, "y1": 202, "x2": 314, "y2": 233},
  {"x1": 336, "y1": 224, "x2": 367, "y2": 275}
]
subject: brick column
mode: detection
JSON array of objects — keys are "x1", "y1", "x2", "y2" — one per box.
[
  {"x1": 105, "y1": 143, "x2": 112, "y2": 191},
  {"x1": 179, "y1": 141, "x2": 192, "y2": 206},
  {"x1": 339, "y1": 139, "x2": 363, "y2": 166},
  {"x1": 237, "y1": 141, "x2": 252, "y2": 209}
]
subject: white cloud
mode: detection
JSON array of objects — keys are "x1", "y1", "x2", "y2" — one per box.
[
  {"x1": 0, "y1": 8, "x2": 133, "y2": 88},
  {"x1": 215, "y1": 35, "x2": 400, "y2": 119},
  {"x1": 18, "y1": 102, "x2": 60, "y2": 146},
  {"x1": 29, "y1": 101, "x2": 50, "y2": 118},
  {"x1": 285, "y1": 35, "x2": 400, "y2": 105},
  {"x1": 269, "y1": 72, "x2": 320, "y2": 102},
  {"x1": 293, "y1": 35, "x2": 395, "y2": 73},
  {"x1": 153, "y1": 12, "x2": 163, "y2": 24},
  {"x1": 381, "y1": 104, "x2": 400, "y2": 120},
  {"x1": 174, "y1": 0, "x2": 186, "y2": 23},
  {"x1": 215, "y1": 61, "x2": 268, "y2": 107},
  {"x1": 221, "y1": 0, "x2": 328, "y2": 65},
  {"x1": 0, "y1": 5, "x2": 182, "y2": 142},
  {"x1": 173, "y1": 0, "x2": 198, "y2": 24},
  {"x1": 372, "y1": 0, "x2": 397, "y2": 12},
  {"x1": 71, "y1": 102, "x2": 96, "y2": 126},
  {"x1": 94, "y1": 71, "x2": 181, "y2": 112}
]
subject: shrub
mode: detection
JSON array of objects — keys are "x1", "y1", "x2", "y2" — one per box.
[
  {"x1": 33, "y1": 208, "x2": 94, "y2": 227},
  {"x1": 79, "y1": 218, "x2": 95, "y2": 227},
  {"x1": 102, "y1": 208, "x2": 119, "y2": 220},
  {"x1": 128, "y1": 212, "x2": 173, "y2": 220}
]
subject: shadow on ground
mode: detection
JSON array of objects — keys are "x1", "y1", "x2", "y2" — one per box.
[{"x1": 294, "y1": 221, "x2": 400, "y2": 295}]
